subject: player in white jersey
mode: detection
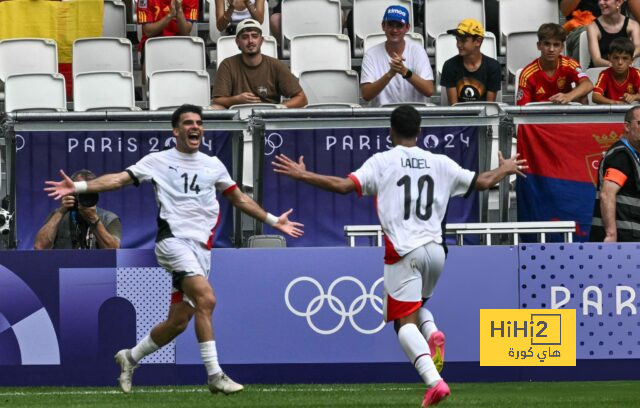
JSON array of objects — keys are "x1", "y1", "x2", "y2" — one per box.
[
  {"x1": 45, "y1": 104, "x2": 303, "y2": 396},
  {"x1": 272, "y1": 105, "x2": 527, "y2": 407}
]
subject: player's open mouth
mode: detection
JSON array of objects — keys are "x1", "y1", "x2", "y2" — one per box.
[{"x1": 188, "y1": 133, "x2": 200, "y2": 141}]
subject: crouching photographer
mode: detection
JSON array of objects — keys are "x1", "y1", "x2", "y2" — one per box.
[{"x1": 34, "y1": 169, "x2": 121, "y2": 250}]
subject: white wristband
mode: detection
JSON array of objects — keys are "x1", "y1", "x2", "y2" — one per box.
[
  {"x1": 265, "y1": 212, "x2": 279, "y2": 227},
  {"x1": 74, "y1": 181, "x2": 88, "y2": 193}
]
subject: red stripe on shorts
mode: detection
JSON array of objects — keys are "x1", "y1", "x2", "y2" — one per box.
[{"x1": 385, "y1": 293, "x2": 421, "y2": 322}]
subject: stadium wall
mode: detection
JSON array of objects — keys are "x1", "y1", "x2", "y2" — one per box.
[{"x1": 0, "y1": 244, "x2": 638, "y2": 386}]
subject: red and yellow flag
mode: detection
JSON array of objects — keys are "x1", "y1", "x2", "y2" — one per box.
[{"x1": 0, "y1": 0, "x2": 104, "y2": 96}]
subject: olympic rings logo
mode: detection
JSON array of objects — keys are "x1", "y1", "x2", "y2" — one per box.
[
  {"x1": 284, "y1": 276, "x2": 385, "y2": 335},
  {"x1": 264, "y1": 132, "x2": 283, "y2": 156}
]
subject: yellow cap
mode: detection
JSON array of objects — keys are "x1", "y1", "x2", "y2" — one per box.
[{"x1": 447, "y1": 18, "x2": 485, "y2": 37}]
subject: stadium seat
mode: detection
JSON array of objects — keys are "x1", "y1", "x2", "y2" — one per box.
[
  {"x1": 505, "y1": 31, "x2": 539, "y2": 89},
  {"x1": 5, "y1": 73, "x2": 66, "y2": 112},
  {"x1": 299, "y1": 69, "x2": 359, "y2": 105},
  {"x1": 352, "y1": 0, "x2": 413, "y2": 57},
  {"x1": 435, "y1": 32, "x2": 496, "y2": 83},
  {"x1": 208, "y1": 0, "x2": 271, "y2": 44},
  {"x1": 280, "y1": 0, "x2": 342, "y2": 58},
  {"x1": 73, "y1": 71, "x2": 137, "y2": 111},
  {"x1": 424, "y1": 0, "x2": 485, "y2": 55},
  {"x1": 579, "y1": 30, "x2": 591, "y2": 71},
  {"x1": 215, "y1": 35, "x2": 278, "y2": 69},
  {"x1": 72, "y1": 37, "x2": 133, "y2": 77},
  {"x1": 103, "y1": 0, "x2": 127, "y2": 38},
  {"x1": 144, "y1": 37, "x2": 206, "y2": 81},
  {"x1": 290, "y1": 34, "x2": 351, "y2": 77},
  {"x1": 0, "y1": 38, "x2": 58, "y2": 83},
  {"x1": 586, "y1": 67, "x2": 606, "y2": 104},
  {"x1": 363, "y1": 32, "x2": 424, "y2": 55},
  {"x1": 382, "y1": 102, "x2": 437, "y2": 107},
  {"x1": 498, "y1": 0, "x2": 558, "y2": 54},
  {"x1": 247, "y1": 234, "x2": 287, "y2": 248},
  {"x1": 148, "y1": 70, "x2": 210, "y2": 110},
  {"x1": 305, "y1": 102, "x2": 362, "y2": 108}
]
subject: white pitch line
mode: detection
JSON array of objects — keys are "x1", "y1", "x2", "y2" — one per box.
[{"x1": 0, "y1": 386, "x2": 423, "y2": 397}]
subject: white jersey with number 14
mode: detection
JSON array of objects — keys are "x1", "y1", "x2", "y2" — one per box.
[{"x1": 349, "y1": 145, "x2": 476, "y2": 260}]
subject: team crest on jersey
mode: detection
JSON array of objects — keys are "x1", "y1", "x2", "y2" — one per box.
[
  {"x1": 557, "y1": 76, "x2": 566, "y2": 89},
  {"x1": 139, "y1": 0, "x2": 147, "y2": 8},
  {"x1": 628, "y1": 84, "x2": 634, "y2": 94}
]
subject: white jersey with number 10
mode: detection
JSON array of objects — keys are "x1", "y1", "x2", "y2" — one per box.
[{"x1": 349, "y1": 145, "x2": 476, "y2": 261}]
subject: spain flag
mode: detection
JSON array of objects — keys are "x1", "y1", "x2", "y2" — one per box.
[{"x1": 0, "y1": 0, "x2": 104, "y2": 97}]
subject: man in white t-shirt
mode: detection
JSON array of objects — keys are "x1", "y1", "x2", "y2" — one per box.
[
  {"x1": 272, "y1": 106, "x2": 527, "y2": 407},
  {"x1": 360, "y1": 5, "x2": 434, "y2": 107},
  {"x1": 44, "y1": 104, "x2": 303, "y2": 396}
]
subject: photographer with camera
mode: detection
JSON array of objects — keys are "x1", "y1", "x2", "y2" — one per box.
[{"x1": 34, "y1": 169, "x2": 121, "y2": 250}]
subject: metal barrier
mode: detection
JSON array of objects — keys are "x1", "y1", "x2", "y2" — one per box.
[
  {"x1": 0, "y1": 105, "x2": 630, "y2": 248},
  {"x1": 344, "y1": 221, "x2": 577, "y2": 246}
]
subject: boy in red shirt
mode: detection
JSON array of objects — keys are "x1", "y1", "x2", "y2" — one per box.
[
  {"x1": 517, "y1": 23, "x2": 593, "y2": 105},
  {"x1": 592, "y1": 37, "x2": 640, "y2": 105}
]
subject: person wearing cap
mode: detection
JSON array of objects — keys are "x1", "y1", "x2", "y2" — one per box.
[
  {"x1": 214, "y1": 0, "x2": 265, "y2": 35},
  {"x1": 360, "y1": 5, "x2": 434, "y2": 107},
  {"x1": 212, "y1": 19, "x2": 307, "y2": 108},
  {"x1": 517, "y1": 23, "x2": 593, "y2": 105},
  {"x1": 440, "y1": 19, "x2": 501, "y2": 105}
]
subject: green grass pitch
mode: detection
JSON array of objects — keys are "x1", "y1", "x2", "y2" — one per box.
[{"x1": 1, "y1": 381, "x2": 638, "y2": 407}]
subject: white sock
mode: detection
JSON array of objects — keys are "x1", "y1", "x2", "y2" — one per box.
[
  {"x1": 130, "y1": 334, "x2": 159, "y2": 362},
  {"x1": 419, "y1": 308, "x2": 438, "y2": 341},
  {"x1": 200, "y1": 340, "x2": 222, "y2": 376},
  {"x1": 397, "y1": 323, "x2": 441, "y2": 387}
]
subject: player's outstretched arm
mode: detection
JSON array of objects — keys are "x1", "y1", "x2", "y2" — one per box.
[
  {"x1": 475, "y1": 152, "x2": 528, "y2": 191},
  {"x1": 44, "y1": 169, "x2": 134, "y2": 200},
  {"x1": 225, "y1": 188, "x2": 304, "y2": 238},
  {"x1": 272, "y1": 154, "x2": 357, "y2": 194}
]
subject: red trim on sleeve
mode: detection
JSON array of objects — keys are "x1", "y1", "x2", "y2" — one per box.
[
  {"x1": 171, "y1": 292, "x2": 183, "y2": 304},
  {"x1": 604, "y1": 168, "x2": 628, "y2": 187},
  {"x1": 222, "y1": 184, "x2": 238, "y2": 196},
  {"x1": 384, "y1": 235, "x2": 402, "y2": 265},
  {"x1": 348, "y1": 174, "x2": 362, "y2": 197},
  {"x1": 385, "y1": 294, "x2": 422, "y2": 322}
]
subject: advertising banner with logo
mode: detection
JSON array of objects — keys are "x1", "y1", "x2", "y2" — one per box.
[
  {"x1": 261, "y1": 127, "x2": 479, "y2": 247},
  {"x1": 1, "y1": 244, "x2": 637, "y2": 385},
  {"x1": 15, "y1": 130, "x2": 233, "y2": 249},
  {"x1": 516, "y1": 123, "x2": 624, "y2": 241}
]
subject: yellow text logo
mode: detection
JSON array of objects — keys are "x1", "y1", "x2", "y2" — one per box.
[{"x1": 480, "y1": 309, "x2": 576, "y2": 366}]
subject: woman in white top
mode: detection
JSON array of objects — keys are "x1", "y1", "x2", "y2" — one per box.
[{"x1": 215, "y1": 0, "x2": 265, "y2": 34}]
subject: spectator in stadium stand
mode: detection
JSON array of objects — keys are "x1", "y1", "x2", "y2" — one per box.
[
  {"x1": 44, "y1": 104, "x2": 303, "y2": 396},
  {"x1": 360, "y1": 5, "x2": 434, "y2": 107},
  {"x1": 212, "y1": 19, "x2": 307, "y2": 108},
  {"x1": 272, "y1": 105, "x2": 527, "y2": 408},
  {"x1": 586, "y1": 0, "x2": 640, "y2": 67},
  {"x1": 516, "y1": 23, "x2": 593, "y2": 105},
  {"x1": 34, "y1": 169, "x2": 121, "y2": 250},
  {"x1": 560, "y1": 0, "x2": 601, "y2": 61},
  {"x1": 137, "y1": 0, "x2": 198, "y2": 77},
  {"x1": 592, "y1": 37, "x2": 640, "y2": 104},
  {"x1": 269, "y1": 0, "x2": 282, "y2": 44},
  {"x1": 215, "y1": 0, "x2": 265, "y2": 35},
  {"x1": 590, "y1": 105, "x2": 640, "y2": 242},
  {"x1": 440, "y1": 18, "x2": 501, "y2": 105}
]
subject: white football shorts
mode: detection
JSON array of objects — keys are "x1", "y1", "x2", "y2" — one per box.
[{"x1": 383, "y1": 241, "x2": 445, "y2": 322}]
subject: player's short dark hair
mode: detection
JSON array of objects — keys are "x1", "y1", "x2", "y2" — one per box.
[
  {"x1": 624, "y1": 105, "x2": 640, "y2": 123},
  {"x1": 171, "y1": 104, "x2": 203, "y2": 128},
  {"x1": 390, "y1": 105, "x2": 421, "y2": 139},
  {"x1": 609, "y1": 37, "x2": 634, "y2": 57},
  {"x1": 70, "y1": 169, "x2": 97, "y2": 182},
  {"x1": 537, "y1": 23, "x2": 566, "y2": 43}
]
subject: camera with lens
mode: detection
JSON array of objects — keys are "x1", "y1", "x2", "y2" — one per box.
[
  {"x1": 0, "y1": 208, "x2": 12, "y2": 235},
  {"x1": 74, "y1": 193, "x2": 99, "y2": 208}
]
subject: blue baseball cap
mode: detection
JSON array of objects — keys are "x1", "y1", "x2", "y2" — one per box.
[{"x1": 382, "y1": 5, "x2": 409, "y2": 25}]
